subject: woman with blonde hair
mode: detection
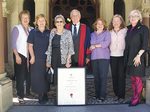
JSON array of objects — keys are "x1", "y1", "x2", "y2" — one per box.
[
  {"x1": 27, "y1": 14, "x2": 50, "y2": 104},
  {"x1": 124, "y1": 10, "x2": 149, "y2": 106},
  {"x1": 109, "y1": 14, "x2": 127, "y2": 102},
  {"x1": 11, "y1": 10, "x2": 33, "y2": 103},
  {"x1": 90, "y1": 18, "x2": 111, "y2": 101}
]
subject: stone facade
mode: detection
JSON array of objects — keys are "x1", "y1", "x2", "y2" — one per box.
[
  {"x1": 4, "y1": 0, "x2": 149, "y2": 70},
  {"x1": 0, "y1": 0, "x2": 13, "y2": 112},
  {"x1": 0, "y1": 0, "x2": 150, "y2": 110}
]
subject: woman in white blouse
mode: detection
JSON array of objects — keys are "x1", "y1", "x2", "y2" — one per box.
[{"x1": 109, "y1": 14, "x2": 127, "y2": 102}]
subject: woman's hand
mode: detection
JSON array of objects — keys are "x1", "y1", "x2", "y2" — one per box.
[
  {"x1": 66, "y1": 58, "x2": 71, "y2": 68},
  {"x1": 86, "y1": 58, "x2": 90, "y2": 64},
  {"x1": 90, "y1": 45, "x2": 96, "y2": 50},
  {"x1": 67, "y1": 58, "x2": 71, "y2": 64},
  {"x1": 30, "y1": 56, "x2": 35, "y2": 64},
  {"x1": 51, "y1": 28, "x2": 56, "y2": 33},
  {"x1": 65, "y1": 62, "x2": 71, "y2": 68},
  {"x1": 16, "y1": 55, "x2": 22, "y2": 64},
  {"x1": 46, "y1": 63, "x2": 51, "y2": 68},
  {"x1": 133, "y1": 55, "x2": 141, "y2": 67},
  {"x1": 95, "y1": 44, "x2": 101, "y2": 48}
]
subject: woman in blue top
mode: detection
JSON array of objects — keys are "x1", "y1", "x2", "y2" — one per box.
[
  {"x1": 90, "y1": 18, "x2": 111, "y2": 101},
  {"x1": 27, "y1": 14, "x2": 49, "y2": 104}
]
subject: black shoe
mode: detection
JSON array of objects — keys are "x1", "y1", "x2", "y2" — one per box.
[
  {"x1": 99, "y1": 97, "x2": 105, "y2": 102},
  {"x1": 38, "y1": 93, "x2": 48, "y2": 104},
  {"x1": 113, "y1": 97, "x2": 119, "y2": 101},
  {"x1": 26, "y1": 93, "x2": 34, "y2": 98},
  {"x1": 18, "y1": 97, "x2": 25, "y2": 104},
  {"x1": 128, "y1": 101, "x2": 139, "y2": 107},
  {"x1": 43, "y1": 94, "x2": 48, "y2": 102},
  {"x1": 38, "y1": 99, "x2": 47, "y2": 104},
  {"x1": 26, "y1": 92, "x2": 31, "y2": 97}
]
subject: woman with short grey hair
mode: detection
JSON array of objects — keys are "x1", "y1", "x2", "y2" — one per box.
[
  {"x1": 54, "y1": 14, "x2": 66, "y2": 24},
  {"x1": 124, "y1": 9, "x2": 149, "y2": 106},
  {"x1": 128, "y1": 10, "x2": 142, "y2": 22},
  {"x1": 46, "y1": 14, "x2": 74, "y2": 85}
]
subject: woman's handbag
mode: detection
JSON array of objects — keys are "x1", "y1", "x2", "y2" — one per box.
[{"x1": 45, "y1": 67, "x2": 54, "y2": 84}]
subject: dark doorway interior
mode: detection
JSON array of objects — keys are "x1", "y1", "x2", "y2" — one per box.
[
  {"x1": 23, "y1": 0, "x2": 35, "y2": 27},
  {"x1": 50, "y1": 0, "x2": 100, "y2": 30},
  {"x1": 114, "y1": 0, "x2": 125, "y2": 20}
]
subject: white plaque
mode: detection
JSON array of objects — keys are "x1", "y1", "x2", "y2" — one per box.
[{"x1": 57, "y1": 68, "x2": 86, "y2": 105}]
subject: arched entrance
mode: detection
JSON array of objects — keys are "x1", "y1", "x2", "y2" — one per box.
[
  {"x1": 49, "y1": 0, "x2": 100, "y2": 29},
  {"x1": 23, "y1": 0, "x2": 35, "y2": 27},
  {"x1": 114, "y1": 0, "x2": 125, "y2": 20}
]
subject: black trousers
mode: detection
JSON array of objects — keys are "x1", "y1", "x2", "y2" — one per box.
[
  {"x1": 110, "y1": 56, "x2": 126, "y2": 99},
  {"x1": 71, "y1": 59, "x2": 78, "y2": 67},
  {"x1": 92, "y1": 59, "x2": 109, "y2": 99},
  {"x1": 26, "y1": 64, "x2": 31, "y2": 94},
  {"x1": 13, "y1": 53, "x2": 31, "y2": 98}
]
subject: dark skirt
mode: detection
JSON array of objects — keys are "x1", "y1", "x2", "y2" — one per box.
[
  {"x1": 30, "y1": 59, "x2": 48, "y2": 94},
  {"x1": 126, "y1": 64, "x2": 145, "y2": 76}
]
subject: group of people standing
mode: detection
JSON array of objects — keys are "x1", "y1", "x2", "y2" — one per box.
[{"x1": 11, "y1": 9, "x2": 149, "y2": 107}]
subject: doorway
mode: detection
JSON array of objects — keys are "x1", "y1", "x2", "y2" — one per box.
[
  {"x1": 114, "y1": 0, "x2": 125, "y2": 20},
  {"x1": 23, "y1": 0, "x2": 35, "y2": 27},
  {"x1": 49, "y1": 0, "x2": 100, "y2": 30}
]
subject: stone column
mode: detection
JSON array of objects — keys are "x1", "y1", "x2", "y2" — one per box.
[
  {"x1": 35, "y1": 0, "x2": 48, "y2": 17},
  {"x1": 142, "y1": 8, "x2": 150, "y2": 69},
  {"x1": 142, "y1": 0, "x2": 150, "y2": 28},
  {"x1": 100, "y1": 0, "x2": 113, "y2": 24},
  {"x1": 146, "y1": 79, "x2": 150, "y2": 105},
  {"x1": 124, "y1": 0, "x2": 134, "y2": 24},
  {"x1": 7, "y1": 0, "x2": 20, "y2": 76},
  {"x1": 2, "y1": 0, "x2": 8, "y2": 63},
  {"x1": 0, "y1": 0, "x2": 5, "y2": 76},
  {"x1": 142, "y1": 0, "x2": 150, "y2": 105},
  {"x1": 0, "y1": 0, "x2": 13, "y2": 111}
]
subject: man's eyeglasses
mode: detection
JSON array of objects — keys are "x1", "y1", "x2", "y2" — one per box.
[{"x1": 56, "y1": 21, "x2": 63, "y2": 23}]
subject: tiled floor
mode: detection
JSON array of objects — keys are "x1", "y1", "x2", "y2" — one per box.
[
  {"x1": 12, "y1": 76, "x2": 134, "y2": 105},
  {"x1": 7, "y1": 67, "x2": 150, "y2": 112},
  {"x1": 8, "y1": 104, "x2": 150, "y2": 112},
  {"x1": 10, "y1": 66, "x2": 150, "y2": 106}
]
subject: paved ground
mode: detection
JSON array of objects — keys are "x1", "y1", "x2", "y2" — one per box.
[
  {"x1": 7, "y1": 104, "x2": 150, "y2": 112},
  {"x1": 6, "y1": 66, "x2": 150, "y2": 112},
  {"x1": 12, "y1": 76, "x2": 133, "y2": 105}
]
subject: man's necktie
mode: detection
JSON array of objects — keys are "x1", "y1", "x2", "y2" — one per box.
[{"x1": 73, "y1": 24, "x2": 77, "y2": 36}]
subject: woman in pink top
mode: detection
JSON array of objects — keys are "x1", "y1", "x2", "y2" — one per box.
[{"x1": 109, "y1": 14, "x2": 127, "y2": 102}]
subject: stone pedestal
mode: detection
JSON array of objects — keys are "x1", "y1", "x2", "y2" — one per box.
[
  {"x1": 0, "y1": 73, "x2": 13, "y2": 112},
  {"x1": 0, "y1": 0, "x2": 13, "y2": 112},
  {"x1": 146, "y1": 78, "x2": 150, "y2": 105}
]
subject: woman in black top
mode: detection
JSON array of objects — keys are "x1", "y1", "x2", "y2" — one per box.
[
  {"x1": 46, "y1": 15, "x2": 74, "y2": 86},
  {"x1": 27, "y1": 14, "x2": 49, "y2": 104},
  {"x1": 124, "y1": 10, "x2": 149, "y2": 106}
]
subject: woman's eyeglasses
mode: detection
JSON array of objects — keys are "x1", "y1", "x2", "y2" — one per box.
[
  {"x1": 56, "y1": 21, "x2": 63, "y2": 23},
  {"x1": 129, "y1": 15, "x2": 139, "y2": 19}
]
